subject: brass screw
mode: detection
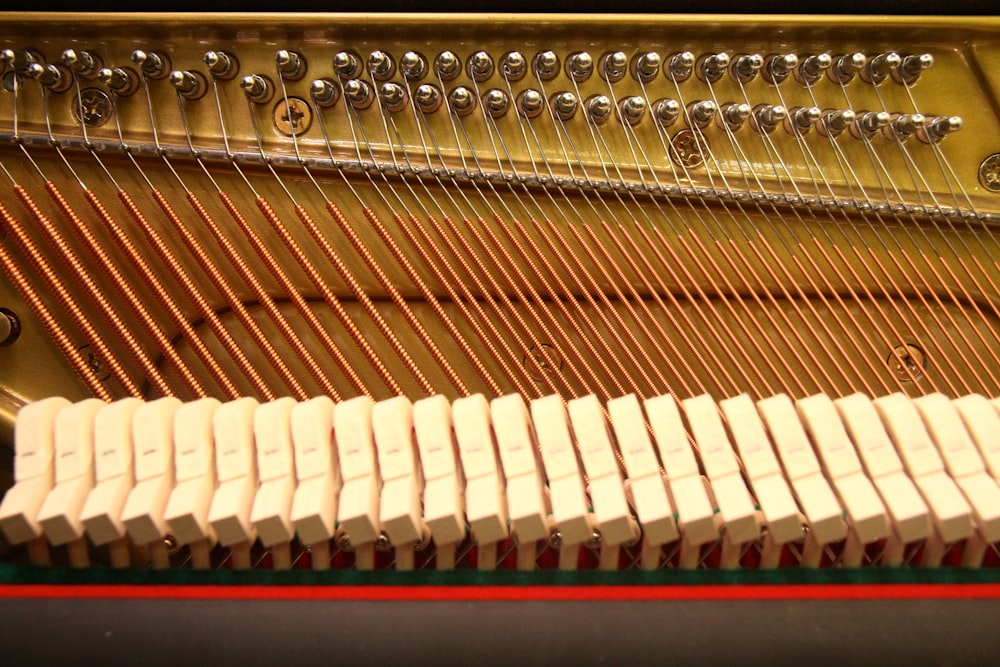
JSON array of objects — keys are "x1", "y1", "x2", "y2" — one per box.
[
  {"x1": 888, "y1": 343, "x2": 926, "y2": 382},
  {"x1": 979, "y1": 153, "x2": 1000, "y2": 192},
  {"x1": 669, "y1": 129, "x2": 709, "y2": 168},
  {"x1": 73, "y1": 88, "x2": 112, "y2": 127},
  {"x1": 272, "y1": 97, "x2": 312, "y2": 137},
  {"x1": 524, "y1": 343, "x2": 562, "y2": 382}
]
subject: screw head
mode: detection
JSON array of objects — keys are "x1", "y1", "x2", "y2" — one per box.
[
  {"x1": 979, "y1": 153, "x2": 1000, "y2": 192},
  {"x1": 272, "y1": 97, "x2": 312, "y2": 137},
  {"x1": 524, "y1": 343, "x2": 562, "y2": 382},
  {"x1": 72, "y1": 88, "x2": 112, "y2": 127},
  {"x1": 668, "y1": 129, "x2": 710, "y2": 169},
  {"x1": 888, "y1": 343, "x2": 926, "y2": 382}
]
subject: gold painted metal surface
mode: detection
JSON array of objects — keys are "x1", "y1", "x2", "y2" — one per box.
[{"x1": 0, "y1": 13, "x2": 999, "y2": 439}]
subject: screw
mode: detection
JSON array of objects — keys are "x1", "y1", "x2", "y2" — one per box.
[
  {"x1": 76, "y1": 343, "x2": 111, "y2": 381},
  {"x1": 888, "y1": 343, "x2": 926, "y2": 382},
  {"x1": 548, "y1": 530, "x2": 563, "y2": 549},
  {"x1": 272, "y1": 97, "x2": 312, "y2": 137},
  {"x1": 0, "y1": 308, "x2": 20, "y2": 347},
  {"x1": 73, "y1": 88, "x2": 112, "y2": 127},
  {"x1": 979, "y1": 153, "x2": 1000, "y2": 192},
  {"x1": 668, "y1": 129, "x2": 710, "y2": 168},
  {"x1": 164, "y1": 534, "x2": 180, "y2": 554},
  {"x1": 374, "y1": 532, "x2": 392, "y2": 552},
  {"x1": 524, "y1": 343, "x2": 562, "y2": 382}
]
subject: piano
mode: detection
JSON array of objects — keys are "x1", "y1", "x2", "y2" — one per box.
[{"x1": 1, "y1": 11, "x2": 1000, "y2": 662}]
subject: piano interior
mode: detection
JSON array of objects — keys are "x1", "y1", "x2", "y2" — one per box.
[{"x1": 2, "y1": 12, "x2": 1000, "y2": 585}]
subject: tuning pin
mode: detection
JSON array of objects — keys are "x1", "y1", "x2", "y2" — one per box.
[
  {"x1": 399, "y1": 51, "x2": 427, "y2": 81},
  {"x1": 239, "y1": 73, "x2": 274, "y2": 104},
  {"x1": 377, "y1": 82, "x2": 408, "y2": 112},
  {"x1": 599, "y1": 51, "x2": 629, "y2": 83},
  {"x1": 466, "y1": 51, "x2": 494, "y2": 83},
  {"x1": 413, "y1": 83, "x2": 442, "y2": 113},
  {"x1": 860, "y1": 52, "x2": 901, "y2": 85},
  {"x1": 717, "y1": 102, "x2": 751, "y2": 131},
  {"x1": 586, "y1": 94, "x2": 613, "y2": 125},
  {"x1": 483, "y1": 88, "x2": 509, "y2": 118},
  {"x1": 98, "y1": 67, "x2": 139, "y2": 96},
  {"x1": 851, "y1": 110, "x2": 891, "y2": 139},
  {"x1": 551, "y1": 91, "x2": 578, "y2": 121},
  {"x1": 276, "y1": 50, "x2": 307, "y2": 81},
  {"x1": 448, "y1": 86, "x2": 477, "y2": 116},
  {"x1": 885, "y1": 113, "x2": 925, "y2": 141},
  {"x1": 533, "y1": 50, "x2": 560, "y2": 81},
  {"x1": 752, "y1": 104, "x2": 786, "y2": 134},
  {"x1": 730, "y1": 54, "x2": 763, "y2": 83},
  {"x1": 171, "y1": 70, "x2": 208, "y2": 100},
  {"x1": 343, "y1": 79, "x2": 374, "y2": 110},
  {"x1": 333, "y1": 51, "x2": 363, "y2": 80},
  {"x1": 795, "y1": 53, "x2": 832, "y2": 86},
  {"x1": 500, "y1": 51, "x2": 527, "y2": 81},
  {"x1": 27, "y1": 62, "x2": 72, "y2": 93},
  {"x1": 653, "y1": 98, "x2": 681, "y2": 127},
  {"x1": 687, "y1": 100, "x2": 716, "y2": 129},
  {"x1": 62, "y1": 49, "x2": 102, "y2": 79},
  {"x1": 130, "y1": 50, "x2": 170, "y2": 79},
  {"x1": 894, "y1": 53, "x2": 934, "y2": 85},
  {"x1": 204, "y1": 51, "x2": 239, "y2": 80},
  {"x1": 517, "y1": 89, "x2": 545, "y2": 119},
  {"x1": 696, "y1": 53, "x2": 729, "y2": 83},
  {"x1": 919, "y1": 115, "x2": 962, "y2": 143},
  {"x1": 632, "y1": 52, "x2": 660, "y2": 83},
  {"x1": 784, "y1": 105, "x2": 821, "y2": 135},
  {"x1": 0, "y1": 49, "x2": 14, "y2": 68},
  {"x1": 434, "y1": 51, "x2": 461, "y2": 81},
  {"x1": 310, "y1": 78, "x2": 340, "y2": 108},
  {"x1": 817, "y1": 108, "x2": 856, "y2": 137},
  {"x1": 565, "y1": 52, "x2": 593, "y2": 83},
  {"x1": 619, "y1": 96, "x2": 647, "y2": 126},
  {"x1": 667, "y1": 51, "x2": 695, "y2": 82},
  {"x1": 763, "y1": 53, "x2": 798, "y2": 85},
  {"x1": 368, "y1": 50, "x2": 395, "y2": 82},
  {"x1": 828, "y1": 53, "x2": 866, "y2": 84}
]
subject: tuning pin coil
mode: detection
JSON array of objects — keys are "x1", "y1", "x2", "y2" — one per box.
[
  {"x1": 619, "y1": 96, "x2": 647, "y2": 126},
  {"x1": 239, "y1": 73, "x2": 274, "y2": 104},
  {"x1": 752, "y1": 104, "x2": 786, "y2": 134},
  {"x1": 448, "y1": 85, "x2": 477, "y2": 116},
  {"x1": 333, "y1": 51, "x2": 363, "y2": 80},
  {"x1": 343, "y1": 79, "x2": 374, "y2": 110},
  {"x1": 378, "y1": 82, "x2": 408, "y2": 112},
  {"x1": 413, "y1": 84, "x2": 442, "y2": 113},
  {"x1": 884, "y1": 113, "x2": 925, "y2": 141},
  {"x1": 631, "y1": 52, "x2": 660, "y2": 83},
  {"x1": 717, "y1": 102, "x2": 751, "y2": 131},
  {"x1": 63, "y1": 49, "x2": 103, "y2": 79},
  {"x1": 276, "y1": 50, "x2": 307, "y2": 81},
  {"x1": 599, "y1": 51, "x2": 629, "y2": 83},
  {"x1": 500, "y1": 51, "x2": 527, "y2": 82},
  {"x1": 652, "y1": 98, "x2": 681, "y2": 127},
  {"x1": 517, "y1": 89, "x2": 546, "y2": 119},
  {"x1": 828, "y1": 53, "x2": 866, "y2": 84},
  {"x1": 310, "y1": 78, "x2": 341, "y2": 108},
  {"x1": 893, "y1": 53, "x2": 934, "y2": 85},
  {"x1": 171, "y1": 70, "x2": 208, "y2": 100},
  {"x1": 368, "y1": 50, "x2": 395, "y2": 82},
  {"x1": 434, "y1": 51, "x2": 462, "y2": 81},
  {"x1": 533, "y1": 50, "x2": 560, "y2": 81},
  {"x1": 918, "y1": 115, "x2": 962, "y2": 143},
  {"x1": 730, "y1": 54, "x2": 763, "y2": 83},
  {"x1": 666, "y1": 51, "x2": 695, "y2": 82},
  {"x1": 586, "y1": 94, "x2": 613, "y2": 125},
  {"x1": 860, "y1": 52, "x2": 901, "y2": 85},
  {"x1": 204, "y1": 50, "x2": 239, "y2": 80},
  {"x1": 816, "y1": 108, "x2": 856, "y2": 138},
  {"x1": 130, "y1": 50, "x2": 170, "y2": 79},
  {"x1": 399, "y1": 51, "x2": 428, "y2": 81},
  {"x1": 28, "y1": 62, "x2": 73, "y2": 93},
  {"x1": 551, "y1": 91, "x2": 578, "y2": 121},
  {"x1": 762, "y1": 53, "x2": 798, "y2": 85},
  {"x1": 850, "y1": 110, "x2": 891, "y2": 139},
  {"x1": 483, "y1": 88, "x2": 510, "y2": 118},
  {"x1": 465, "y1": 51, "x2": 494, "y2": 83},
  {"x1": 696, "y1": 53, "x2": 729, "y2": 83},
  {"x1": 564, "y1": 52, "x2": 593, "y2": 83},
  {"x1": 687, "y1": 100, "x2": 716, "y2": 129},
  {"x1": 795, "y1": 53, "x2": 832, "y2": 86},
  {"x1": 98, "y1": 66, "x2": 139, "y2": 96},
  {"x1": 784, "y1": 106, "x2": 821, "y2": 135}
]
